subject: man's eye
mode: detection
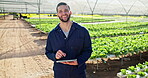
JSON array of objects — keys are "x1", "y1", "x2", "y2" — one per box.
[
  {"x1": 58, "y1": 11, "x2": 62, "y2": 13},
  {"x1": 65, "y1": 10, "x2": 69, "y2": 12}
]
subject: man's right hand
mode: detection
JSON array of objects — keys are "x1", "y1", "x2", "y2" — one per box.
[{"x1": 55, "y1": 50, "x2": 66, "y2": 59}]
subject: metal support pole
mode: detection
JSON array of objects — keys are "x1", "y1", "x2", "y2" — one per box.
[
  {"x1": 38, "y1": 0, "x2": 41, "y2": 36},
  {"x1": 92, "y1": 12, "x2": 93, "y2": 23},
  {"x1": 25, "y1": 3, "x2": 28, "y2": 13},
  {"x1": 121, "y1": 57, "x2": 124, "y2": 66},
  {"x1": 96, "y1": 60, "x2": 99, "y2": 70},
  {"x1": 140, "y1": 52, "x2": 142, "y2": 60},
  {"x1": 86, "y1": 0, "x2": 98, "y2": 26},
  {"x1": 126, "y1": 13, "x2": 128, "y2": 23},
  {"x1": 3, "y1": 8, "x2": 5, "y2": 19}
]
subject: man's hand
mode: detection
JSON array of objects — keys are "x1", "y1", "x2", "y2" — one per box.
[
  {"x1": 61, "y1": 61, "x2": 78, "y2": 65},
  {"x1": 55, "y1": 50, "x2": 66, "y2": 59}
]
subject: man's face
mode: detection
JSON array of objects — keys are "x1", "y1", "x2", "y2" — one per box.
[{"x1": 57, "y1": 5, "x2": 71, "y2": 22}]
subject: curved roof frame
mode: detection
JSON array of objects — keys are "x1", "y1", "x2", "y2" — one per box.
[{"x1": 0, "y1": 0, "x2": 41, "y2": 13}]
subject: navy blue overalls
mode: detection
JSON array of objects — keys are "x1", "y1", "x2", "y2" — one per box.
[{"x1": 45, "y1": 22, "x2": 92, "y2": 78}]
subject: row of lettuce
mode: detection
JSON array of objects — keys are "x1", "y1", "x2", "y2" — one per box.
[
  {"x1": 26, "y1": 18, "x2": 148, "y2": 38},
  {"x1": 0, "y1": 13, "x2": 9, "y2": 17},
  {"x1": 117, "y1": 61, "x2": 148, "y2": 78},
  {"x1": 25, "y1": 18, "x2": 148, "y2": 59},
  {"x1": 91, "y1": 34, "x2": 148, "y2": 59},
  {"x1": 84, "y1": 22, "x2": 148, "y2": 38},
  {"x1": 25, "y1": 17, "x2": 114, "y2": 25}
]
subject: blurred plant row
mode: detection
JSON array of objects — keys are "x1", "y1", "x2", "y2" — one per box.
[{"x1": 117, "y1": 61, "x2": 148, "y2": 78}]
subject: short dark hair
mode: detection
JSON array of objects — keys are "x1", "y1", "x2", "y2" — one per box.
[{"x1": 56, "y1": 2, "x2": 70, "y2": 12}]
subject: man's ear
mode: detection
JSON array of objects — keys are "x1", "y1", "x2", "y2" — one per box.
[
  {"x1": 57, "y1": 13, "x2": 59, "y2": 17},
  {"x1": 70, "y1": 11, "x2": 72, "y2": 15}
]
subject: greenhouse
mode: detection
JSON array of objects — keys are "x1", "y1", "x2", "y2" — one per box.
[
  {"x1": 0, "y1": 0, "x2": 148, "y2": 15},
  {"x1": 0, "y1": 0, "x2": 148, "y2": 78}
]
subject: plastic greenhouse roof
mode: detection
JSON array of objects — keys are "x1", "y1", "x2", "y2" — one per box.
[{"x1": 0, "y1": 0, "x2": 148, "y2": 15}]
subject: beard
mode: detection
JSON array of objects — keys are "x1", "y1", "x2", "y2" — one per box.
[{"x1": 58, "y1": 14, "x2": 71, "y2": 22}]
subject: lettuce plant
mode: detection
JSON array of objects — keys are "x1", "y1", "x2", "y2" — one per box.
[
  {"x1": 128, "y1": 66, "x2": 136, "y2": 72},
  {"x1": 137, "y1": 71, "x2": 146, "y2": 77}
]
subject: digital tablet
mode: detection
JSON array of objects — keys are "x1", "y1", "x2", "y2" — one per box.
[{"x1": 56, "y1": 59, "x2": 77, "y2": 63}]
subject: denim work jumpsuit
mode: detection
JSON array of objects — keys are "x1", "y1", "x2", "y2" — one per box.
[{"x1": 45, "y1": 22, "x2": 92, "y2": 78}]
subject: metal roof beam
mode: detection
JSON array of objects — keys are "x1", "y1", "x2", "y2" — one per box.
[{"x1": 0, "y1": 0, "x2": 40, "y2": 5}]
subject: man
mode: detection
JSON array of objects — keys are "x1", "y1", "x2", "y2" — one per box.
[{"x1": 45, "y1": 2, "x2": 92, "y2": 78}]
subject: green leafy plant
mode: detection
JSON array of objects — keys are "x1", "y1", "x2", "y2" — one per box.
[
  {"x1": 127, "y1": 74, "x2": 137, "y2": 78},
  {"x1": 144, "y1": 61, "x2": 148, "y2": 66},
  {"x1": 136, "y1": 63, "x2": 146, "y2": 69},
  {"x1": 121, "y1": 69, "x2": 127, "y2": 75},
  {"x1": 128, "y1": 66, "x2": 136, "y2": 72},
  {"x1": 144, "y1": 68, "x2": 148, "y2": 73},
  {"x1": 90, "y1": 34, "x2": 148, "y2": 59},
  {"x1": 117, "y1": 61, "x2": 148, "y2": 78},
  {"x1": 137, "y1": 71, "x2": 146, "y2": 77}
]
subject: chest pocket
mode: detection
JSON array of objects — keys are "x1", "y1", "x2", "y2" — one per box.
[
  {"x1": 73, "y1": 29, "x2": 85, "y2": 50},
  {"x1": 73, "y1": 39, "x2": 83, "y2": 47},
  {"x1": 71, "y1": 39, "x2": 83, "y2": 52},
  {"x1": 71, "y1": 31, "x2": 84, "y2": 51}
]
